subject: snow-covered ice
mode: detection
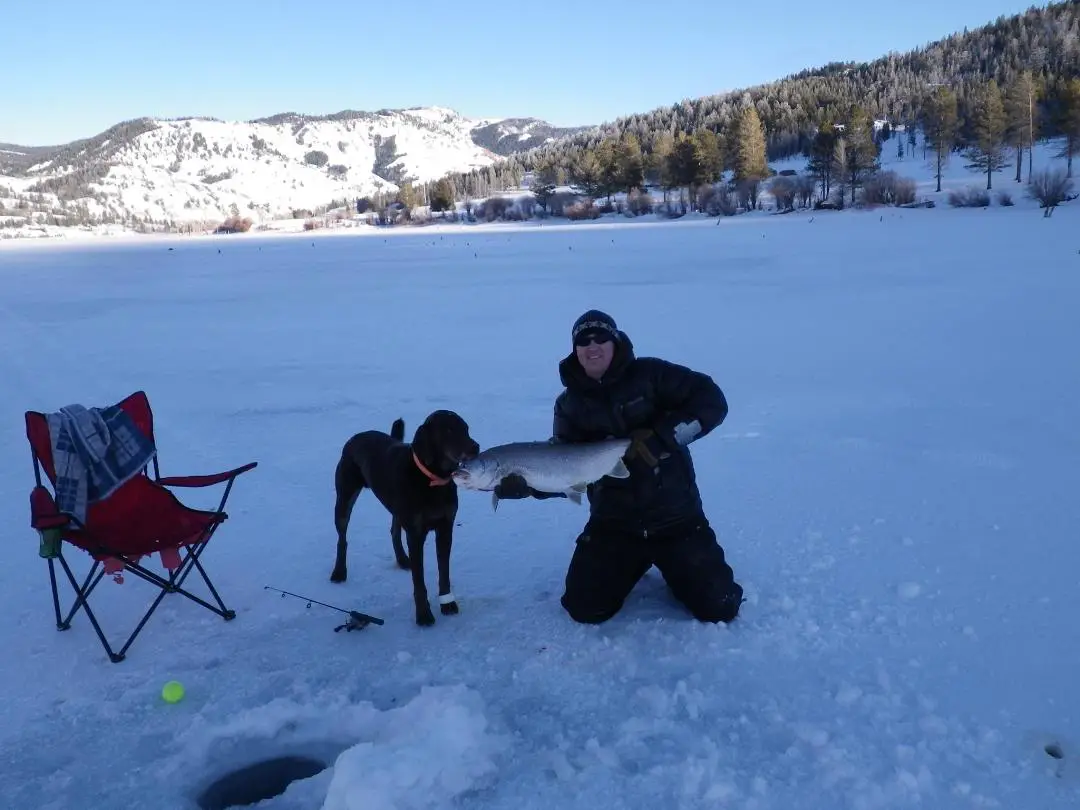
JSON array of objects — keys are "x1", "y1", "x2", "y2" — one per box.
[{"x1": 1, "y1": 191, "x2": 1078, "y2": 809}]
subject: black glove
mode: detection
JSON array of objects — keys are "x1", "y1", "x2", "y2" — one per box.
[{"x1": 493, "y1": 474, "x2": 567, "y2": 500}]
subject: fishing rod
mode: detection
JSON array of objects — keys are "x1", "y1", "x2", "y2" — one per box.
[{"x1": 264, "y1": 585, "x2": 385, "y2": 632}]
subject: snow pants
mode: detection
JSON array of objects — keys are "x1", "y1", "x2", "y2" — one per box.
[{"x1": 560, "y1": 515, "x2": 743, "y2": 624}]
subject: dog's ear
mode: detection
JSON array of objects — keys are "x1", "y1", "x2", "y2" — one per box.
[{"x1": 411, "y1": 420, "x2": 435, "y2": 465}]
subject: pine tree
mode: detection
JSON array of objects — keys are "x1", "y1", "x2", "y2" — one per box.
[
  {"x1": 831, "y1": 137, "x2": 847, "y2": 206},
  {"x1": 647, "y1": 132, "x2": 675, "y2": 203},
  {"x1": 667, "y1": 133, "x2": 702, "y2": 210},
  {"x1": 692, "y1": 128, "x2": 723, "y2": 186},
  {"x1": 919, "y1": 86, "x2": 958, "y2": 193},
  {"x1": 530, "y1": 159, "x2": 559, "y2": 212},
  {"x1": 1005, "y1": 71, "x2": 1039, "y2": 183},
  {"x1": 840, "y1": 106, "x2": 879, "y2": 204},
  {"x1": 593, "y1": 138, "x2": 620, "y2": 203},
  {"x1": 733, "y1": 107, "x2": 769, "y2": 209},
  {"x1": 430, "y1": 178, "x2": 455, "y2": 213},
  {"x1": 567, "y1": 150, "x2": 605, "y2": 199},
  {"x1": 806, "y1": 123, "x2": 837, "y2": 200},
  {"x1": 396, "y1": 182, "x2": 417, "y2": 211},
  {"x1": 965, "y1": 79, "x2": 1008, "y2": 190},
  {"x1": 614, "y1": 133, "x2": 644, "y2": 193},
  {"x1": 1056, "y1": 77, "x2": 1080, "y2": 178},
  {"x1": 733, "y1": 106, "x2": 768, "y2": 184}
]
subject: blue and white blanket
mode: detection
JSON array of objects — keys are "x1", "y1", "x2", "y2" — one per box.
[{"x1": 46, "y1": 403, "x2": 157, "y2": 524}]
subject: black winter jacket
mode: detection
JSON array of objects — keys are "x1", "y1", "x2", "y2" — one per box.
[{"x1": 552, "y1": 332, "x2": 728, "y2": 534}]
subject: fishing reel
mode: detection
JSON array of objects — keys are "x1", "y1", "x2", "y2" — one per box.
[
  {"x1": 335, "y1": 611, "x2": 379, "y2": 633},
  {"x1": 264, "y1": 586, "x2": 384, "y2": 632}
]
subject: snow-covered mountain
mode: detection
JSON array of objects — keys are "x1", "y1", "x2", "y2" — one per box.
[
  {"x1": 0, "y1": 107, "x2": 588, "y2": 227},
  {"x1": 468, "y1": 117, "x2": 585, "y2": 156}
]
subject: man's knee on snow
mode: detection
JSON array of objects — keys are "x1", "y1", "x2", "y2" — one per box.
[
  {"x1": 560, "y1": 526, "x2": 650, "y2": 626},
  {"x1": 655, "y1": 524, "x2": 744, "y2": 623},
  {"x1": 560, "y1": 593, "x2": 622, "y2": 625}
]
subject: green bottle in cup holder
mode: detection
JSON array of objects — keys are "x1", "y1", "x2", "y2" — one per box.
[{"x1": 38, "y1": 527, "x2": 63, "y2": 559}]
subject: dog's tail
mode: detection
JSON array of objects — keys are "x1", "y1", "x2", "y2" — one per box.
[{"x1": 390, "y1": 418, "x2": 405, "y2": 441}]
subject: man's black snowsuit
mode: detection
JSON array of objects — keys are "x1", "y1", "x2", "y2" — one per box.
[{"x1": 502, "y1": 316, "x2": 744, "y2": 624}]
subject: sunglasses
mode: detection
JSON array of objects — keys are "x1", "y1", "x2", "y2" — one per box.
[{"x1": 574, "y1": 331, "x2": 613, "y2": 348}]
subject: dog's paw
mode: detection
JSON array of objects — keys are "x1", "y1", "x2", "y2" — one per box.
[
  {"x1": 394, "y1": 555, "x2": 411, "y2": 570},
  {"x1": 415, "y1": 608, "x2": 436, "y2": 627},
  {"x1": 440, "y1": 600, "x2": 460, "y2": 616},
  {"x1": 329, "y1": 565, "x2": 347, "y2": 583}
]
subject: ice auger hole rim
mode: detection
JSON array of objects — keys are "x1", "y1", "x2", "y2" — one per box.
[{"x1": 195, "y1": 755, "x2": 328, "y2": 810}]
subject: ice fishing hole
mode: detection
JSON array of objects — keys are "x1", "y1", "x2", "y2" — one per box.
[
  {"x1": 196, "y1": 755, "x2": 328, "y2": 810},
  {"x1": 1045, "y1": 742, "x2": 1064, "y2": 760}
]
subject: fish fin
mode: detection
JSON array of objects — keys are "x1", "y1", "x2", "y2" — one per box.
[
  {"x1": 491, "y1": 492, "x2": 500, "y2": 512},
  {"x1": 565, "y1": 489, "x2": 583, "y2": 505},
  {"x1": 607, "y1": 458, "x2": 630, "y2": 479}
]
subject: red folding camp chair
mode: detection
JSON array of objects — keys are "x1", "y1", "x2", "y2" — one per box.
[{"x1": 25, "y1": 390, "x2": 257, "y2": 663}]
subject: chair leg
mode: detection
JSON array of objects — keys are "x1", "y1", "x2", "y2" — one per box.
[
  {"x1": 47, "y1": 558, "x2": 63, "y2": 629},
  {"x1": 58, "y1": 555, "x2": 107, "y2": 630},
  {"x1": 173, "y1": 542, "x2": 236, "y2": 621},
  {"x1": 113, "y1": 584, "x2": 174, "y2": 662},
  {"x1": 95, "y1": 544, "x2": 236, "y2": 621},
  {"x1": 46, "y1": 538, "x2": 237, "y2": 664},
  {"x1": 53, "y1": 553, "x2": 125, "y2": 662}
]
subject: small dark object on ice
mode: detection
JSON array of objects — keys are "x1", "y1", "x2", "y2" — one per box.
[
  {"x1": 265, "y1": 585, "x2": 384, "y2": 632},
  {"x1": 1046, "y1": 742, "x2": 1064, "y2": 759},
  {"x1": 335, "y1": 612, "x2": 377, "y2": 632}
]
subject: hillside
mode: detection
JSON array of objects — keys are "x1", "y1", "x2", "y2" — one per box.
[
  {"x1": 0, "y1": 108, "x2": 589, "y2": 229},
  {"x1": 443, "y1": 0, "x2": 1080, "y2": 196},
  {"x1": 468, "y1": 118, "x2": 586, "y2": 156}
]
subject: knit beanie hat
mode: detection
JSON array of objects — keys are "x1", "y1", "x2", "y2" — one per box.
[{"x1": 571, "y1": 309, "x2": 619, "y2": 345}]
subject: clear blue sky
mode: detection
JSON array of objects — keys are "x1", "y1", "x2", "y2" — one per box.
[{"x1": 1, "y1": 0, "x2": 1041, "y2": 146}]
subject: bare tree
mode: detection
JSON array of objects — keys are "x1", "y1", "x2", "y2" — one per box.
[
  {"x1": 1026, "y1": 168, "x2": 1074, "y2": 217},
  {"x1": 768, "y1": 176, "x2": 796, "y2": 211}
]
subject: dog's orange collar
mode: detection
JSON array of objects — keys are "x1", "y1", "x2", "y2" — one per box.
[{"x1": 412, "y1": 452, "x2": 450, "y2": 486}]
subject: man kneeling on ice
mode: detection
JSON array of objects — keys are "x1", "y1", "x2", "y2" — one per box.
[{"x1": 493, "y1": 309, "x2": 744, "y2": 625}]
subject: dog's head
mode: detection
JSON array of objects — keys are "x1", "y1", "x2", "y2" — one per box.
[{"x1": 412, "y1": 409, "x2": 480, "y2": 475}]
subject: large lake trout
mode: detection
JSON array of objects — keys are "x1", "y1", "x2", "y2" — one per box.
[{"x1": 451, "y1": 438, "x2": 632, "y2": 510}]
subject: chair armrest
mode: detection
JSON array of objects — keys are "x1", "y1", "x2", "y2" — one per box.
[
  {"x1": 157, "y1": 461, "x2": 258, "y2": 488},
  {"x1": 30, "y1": 486, "x2": 71, "y2": 530}
]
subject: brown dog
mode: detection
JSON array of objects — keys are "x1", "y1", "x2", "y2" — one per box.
[{"x1": 330, "y1": 411, "x2": 479, "y2": 626}]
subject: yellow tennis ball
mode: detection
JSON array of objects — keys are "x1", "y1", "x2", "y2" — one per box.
[{"x1": 162, "y1": 680, "x2": 185, "y2": 704}]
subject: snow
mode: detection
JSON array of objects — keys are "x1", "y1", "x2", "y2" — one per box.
[
  {"x1": 92, "y1": 112, "x2": 492, "y2": 220},
  {"x1": 1, "y1": 140, "x2": 1079, "y2": 810}
]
